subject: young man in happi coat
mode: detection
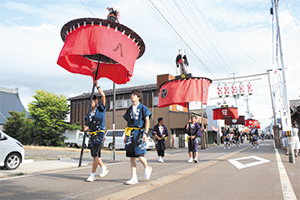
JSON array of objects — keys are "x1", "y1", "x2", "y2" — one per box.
[
  {"x1": 152, "y1": 117, "x2": 169, "y2": 163},
  {"x1": 185, "y1": 115, "x2": 202, "y2": 163},
  {"x1": 123, "y1": 89, "x2": 152, "y2": 185}
]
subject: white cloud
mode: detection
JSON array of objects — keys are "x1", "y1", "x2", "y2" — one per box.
[{"x1": 15, "y1": 23, "x2": 59, "y2": 34}]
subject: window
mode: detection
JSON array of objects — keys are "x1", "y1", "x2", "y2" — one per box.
[
  {"x1": 106, "y1": 131, "x2": 124, "y2": 137},
  {"x1": 110, "y1": 99, "x2": 132, "y2": 110}
]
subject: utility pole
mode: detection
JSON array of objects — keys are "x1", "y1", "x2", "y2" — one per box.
[
  {"x1": 266, "y1": 70, "x2": 280, "y2": 148},
  {"x1": 273, "y1": 0, "x2": 294, "y2": 163},
  {"x1": 112, "y1": 82, "x2": 116, "y2": 161}
]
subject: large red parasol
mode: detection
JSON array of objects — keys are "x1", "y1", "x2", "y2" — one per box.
[
  {"x1": 57, "y1": 18, "x2": 145, "y2": 84},
  {"x1": 213, "y1": 107, "x2": 239, "y2": 120},
  {"x1": 245, "y1": 119, "x2": 260, "y2": 129},
  {"x1": 158, "y1": 77, "x2": 212, "y2": 108}
]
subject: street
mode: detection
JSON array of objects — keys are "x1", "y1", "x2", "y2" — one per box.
[{"x1": 0, "y1": 139, "x2": 299, "y2": 200}]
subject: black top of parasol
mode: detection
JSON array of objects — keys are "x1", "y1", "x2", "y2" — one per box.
[{"x1": 60, "y1": 18, "x2": 145, "y2": 61}]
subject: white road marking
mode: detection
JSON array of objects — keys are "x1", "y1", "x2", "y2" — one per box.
[
  {"x1": 274, "y1": 142, "x2": 297, "y2": 200},
  {"x1": 228, "y1": 155, "x2": 270, "y2": 169}
]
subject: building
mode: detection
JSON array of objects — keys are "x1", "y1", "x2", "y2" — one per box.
[
  {"x1": 68, "y1": 74, "x2": 208, "y2": 148},
  {"x1": 0, "y1": 86, "x2": 28, "y2": 131}
]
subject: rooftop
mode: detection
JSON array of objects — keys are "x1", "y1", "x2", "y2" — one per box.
[{"x1": 68, "y1": 84, "x2": 157, "y2": 101}]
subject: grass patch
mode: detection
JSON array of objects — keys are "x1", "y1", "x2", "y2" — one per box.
[{"x1": 15, "y1": 172, "x2": 27, "y2": 176}]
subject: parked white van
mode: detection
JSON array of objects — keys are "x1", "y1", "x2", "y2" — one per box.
[
  {"x1": 103, "y1": 129, "x2": 155, "y2": 150},
  {"x1": 0, "y1": 131, "x2": 25, "y2": 170}
]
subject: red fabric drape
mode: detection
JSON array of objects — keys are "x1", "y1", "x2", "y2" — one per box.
[
  {"x1": 158, "y1": 78, "x2": 212, "y2": 108},
  {"x1": 57, "y1": 25, "x2": 140, "y2": 84},
  {"x1": 213, "y1": 107, "x2": 239, "y2": 120}
]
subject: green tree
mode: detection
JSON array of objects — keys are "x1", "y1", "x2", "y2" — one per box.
[
  {"x1": 3, "y1": 110, "x2": 27, "y2": 141},
  {"x1": 28, "y1": 90, "x2": 81, "y2": 146}
]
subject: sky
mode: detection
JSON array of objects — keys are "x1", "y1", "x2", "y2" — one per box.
[{"x1": 0, "y1": 0, "x2": 299, "y2": 130}]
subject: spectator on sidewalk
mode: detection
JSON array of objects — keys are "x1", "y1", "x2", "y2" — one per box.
[
  {"x1": 185, "y1": 115, "x2": 202, "y2": 163},
  {"x1": 152, "y1": 117, "x2": 169, "y2": 163},
  {"x1": 84, "y1": 80, "x2": 109, "y2": 182},
  {"x1": 286, "y1": 123, "x2": 299, "y2": 157},
  {"x1": 281, "y1": 131, "x2": 288, "y2": 152},
  {"x1": 123, "y1": 89, "x2": 152, "y2": 185}
]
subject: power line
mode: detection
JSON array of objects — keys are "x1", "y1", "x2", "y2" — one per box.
[
  {"x1": 159, "y1": 0, "x2": 228, "y2": 75},
  {"x1": 147, "y1": 0, "x2": 216, "y2": 78},
  {"x1": 191, "y1": 1, "x2": 267, "y2": 72},
  {"x1": 79, "y1": 0, "x2": 96, "y2": 17},
  {"x1": 171, "y1": 0, "x2": 231, "y2": 75},
  {"x1": 283, "y1": 0, "x2": 300, "y2": 32},
  {"x1": 190, "y1": 0, "x2": 237, "y2": 73}
]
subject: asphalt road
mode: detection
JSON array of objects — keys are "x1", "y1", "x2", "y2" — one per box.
[{"x1": 0, "y1": 140, "x2": 299, "y2": 200}]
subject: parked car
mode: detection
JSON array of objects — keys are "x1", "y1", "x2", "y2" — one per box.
[
  {"x1": 64, "y1": 130, "x2": 89, "y2": 148},
  {"x1": 0, "y1": 131, "x2": 25, "y2": 170},
  {"x1": 103, "y1": 129, "x2": 155, "y2": 150}
]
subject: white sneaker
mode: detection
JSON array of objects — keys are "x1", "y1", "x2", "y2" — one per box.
[
  {"x1": 99, "y1": 166, "x2": 109, "y2": 177},
  {"x1": 187, "y1": 158, "x2": 193, "y2": 163},
  {"x1": 86, "y1": 174, "x2": 95, "y2": 182},
  {"x1": 252, "y1": 146, "x2": 255, "y2": 149},
  {"x1": 193, "y1": 158, "x2": 198, "y2": 163},
  {"x1": 228, "y1": 146, "x2": 230, "y2": 149},
  {"x1": 160, "y1": 158, "x2": 164, "y2": 163},
  {"x1": 145, "y1": 166, "x2": 152, "y2": 180},
  {"x1": 224, "y1": 147, "x2": 226, "y2": 150},
  {"x1": 257, "y1": 146, "x2": 259, "y2": 149},
  {"x1": 126, "y1": 177, "x2": 138, "y2": 185},
  {"x1": 158, "y1": 157, "x2": 162, "y2": 162}
]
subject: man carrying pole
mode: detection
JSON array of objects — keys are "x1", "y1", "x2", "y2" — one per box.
[{"x1": 85, "y1": 80, "x2": 109, "y2": 182}]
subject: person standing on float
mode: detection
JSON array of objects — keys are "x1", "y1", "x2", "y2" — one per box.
[{"x1": 123, "y1": 89, "x2": 152, "y2": 185}]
